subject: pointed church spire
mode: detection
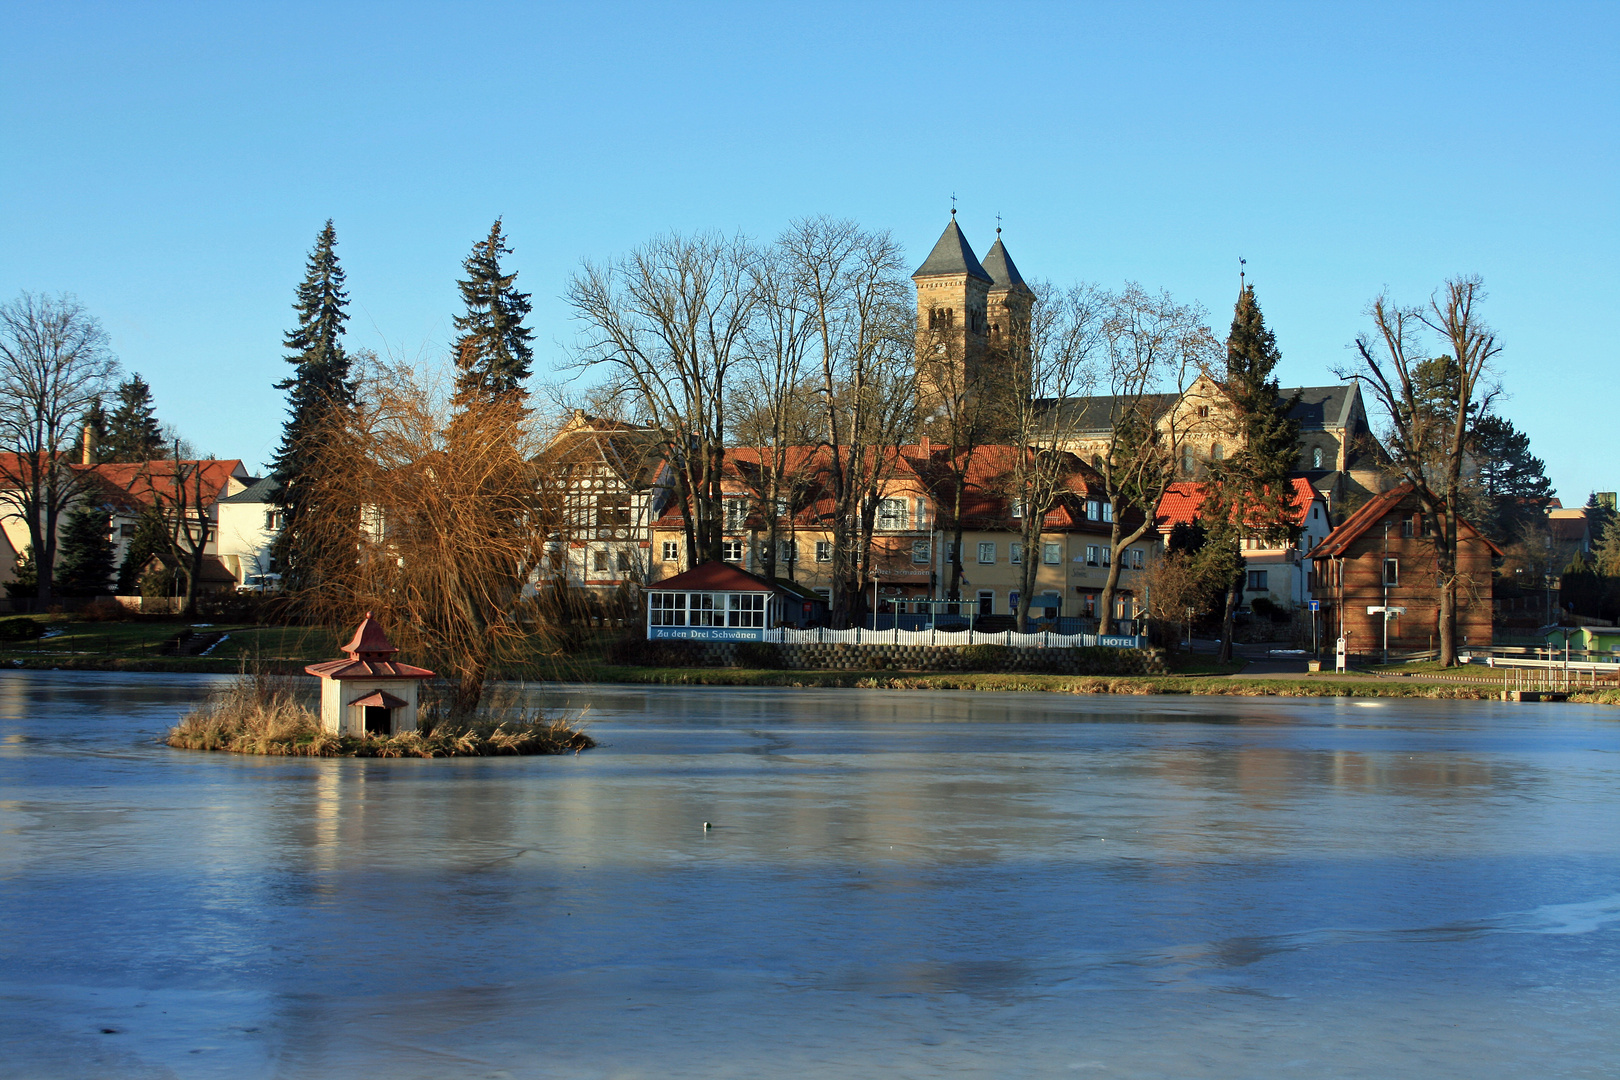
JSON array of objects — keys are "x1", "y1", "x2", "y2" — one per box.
[
  {"x1": 913, "y1": 218, "x2": 991, "y2": 282},
  {"x1": 981, "y1": 237, "x2": 1032, "y2": 295}
]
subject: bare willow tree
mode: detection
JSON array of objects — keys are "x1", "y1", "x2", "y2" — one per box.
[
  {"x1": 782, "y1": 217, "x2": 914, "y2": 626},
  {"x1": 1340, "y1": 275, "x2": 1500, "y2": 666},
  {"x1": 994, "y1": 282, "x2": 1109, "y2": 631},
  {"x1": 0, "y1": 292, "x2": 119, "y2": 603},
  {"x1": 302, "y1": 362, "x2": 555, "y2": 717},
  {"x1": 567, "y1": 232, "x2": 760, "y2": 570},
  {"x1": 1092, "y1": 285, "x2": 1217, "y2": 634}
]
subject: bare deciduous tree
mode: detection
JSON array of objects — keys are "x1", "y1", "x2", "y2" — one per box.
[
  {"x1": 0, "y1": 292, "x2": 119, "y2": 603},
  {"x1": 1341, "y1": 275, "x2": 1500, "y2": 666},
  {"x1": 129, "y1": 445, "x2": 220, "y2": 617},
  {"x1": 1092, "y1": 285, "x2": 1217, "y2": 634},
  {"x1": 992, "y1": 283, "x2": 1109, "y2": 632},
  {"x1": 567, "y1": 232, "x2": 760, "y2": 571},
  {"x1": 781, "y1": 217, "x2": 914, "y2": 627}
]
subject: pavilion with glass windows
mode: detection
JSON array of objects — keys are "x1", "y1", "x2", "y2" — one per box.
[{"x1": 646, "y1": 561, "x2": 825, "y2": 641}]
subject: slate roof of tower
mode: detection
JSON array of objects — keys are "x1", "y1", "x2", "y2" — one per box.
[
  {"x1": 981, "y1": 238, "x2": 1031, "y2": 292},
  {"x1": 912, "y1": 218, "x2": 991, "y2": 282}
]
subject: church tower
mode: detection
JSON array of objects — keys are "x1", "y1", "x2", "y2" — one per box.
[
  {"x1": 981, "y1": 230, "x2": 1034, "y2": 362},
  {"x1": 912, "y1": 214, "x2": 992, "y2": 415}
]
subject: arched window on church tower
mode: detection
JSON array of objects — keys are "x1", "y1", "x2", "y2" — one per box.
[
  {"x1": 1312, "y1": 446, "x2": 1324, "y2": 469},
  {"x1": 1210, "y1": 443, "x2": 1224, "y2": 461}
]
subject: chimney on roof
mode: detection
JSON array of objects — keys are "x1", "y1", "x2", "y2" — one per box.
[
  {"x1": 81, "y1": 424, "x2": 95, "y2": 465},
  {"x1": 921, "y1": 433, "x2": 931, "y2": 455}
]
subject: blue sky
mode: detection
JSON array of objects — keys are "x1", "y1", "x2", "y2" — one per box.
[{"x1": 2, "y1": 1, "x2": 1615, "y2": 499}]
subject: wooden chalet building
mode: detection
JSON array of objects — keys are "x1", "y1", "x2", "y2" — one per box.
[{"x1": 1310, "y1": 483, "x2": 1502, "y2": 653}]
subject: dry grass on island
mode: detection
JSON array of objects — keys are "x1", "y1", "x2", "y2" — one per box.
[{"x1": 167, "y1": 672, "x2": 594, "y2": 757}]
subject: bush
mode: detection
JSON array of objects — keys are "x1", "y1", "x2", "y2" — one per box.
[
  {"x1": 78, "y1": 598, "x2": 131, "y2": 622},
  {"x1": 958, "y1": 643, "x2": 1014, "y2": 670},
  {"x1": 0, "y1": 617, "x2": 44, "y2": 642},
  {"x1": 733, "y1": 642, "x2": 781, "y2": 668}
]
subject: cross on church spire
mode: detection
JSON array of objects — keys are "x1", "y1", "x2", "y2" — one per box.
[
  {"x1": 950, "y1": 192, "x2": 957, "y2": 217},
  {"x1": 1239, "y1": 256, "x2": 1247, "y2": 291}
]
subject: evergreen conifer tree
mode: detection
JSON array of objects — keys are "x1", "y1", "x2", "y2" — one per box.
[
  {"x1": 116, "y1": 507, "x2": 169, "y2": 595},
  {"x1": 269, "y1": 221, "x2": 356, "y2": 593},
  {"x1": 101, "y1": 374, "x2": 166, "y2": 462},
  {"x1": 451, "y1": 219, "x2": 534, "y2": 407},
  {"x1": 100, "y1": 375, "x2": 166, "y2": 462},
  {"x1": 55, "y1": 506, "x2": 116, "y2": 596},
  {"x1": 1203, "y1": 284, "x2": 1302, "y2": 661}
]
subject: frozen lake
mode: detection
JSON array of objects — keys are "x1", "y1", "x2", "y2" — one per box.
[{"x1": 2, "y1": 671, "x2": 1618, "y2": 1078}]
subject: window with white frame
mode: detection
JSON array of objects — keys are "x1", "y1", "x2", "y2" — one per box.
[
  {"x1": 944, "y1": 541, "x2": 957, "y2": 563},
  {"x1": 912, "y1": 539, "x2": 931, "y2": 563},
  {"x1": 1127, "y1": 547, "x2": 1144, "y2": 569},
  {"x1": 878, "y1": 497, "x2": 909, "y2": 530},
  {"x1": 649, "y1": 593, "x2": 687, "y2": 626},
  {"x1": 1010, "y1": 498, "x2": 1024, "y2": 519},
  {"x1": 689, "y1": 593, "x2": 722, "y2": 626},
  {"x1": 723, "y1": 498, "x2": 749, "y2": 531},
  {"x1": 1010, "y1": 542, "x2": 1023, "y2": 564},
  {"x1": 727, "y1": 593, "x2": 766, "y2": 628},
  {"x1": 1101, "y1": 546, "x2": 1111, "y2": 567},
  {"x1": 660, "y1": 540, "x2": 680, "y2": 562},
  {"x1": 1085, "y1": 544, "x2": 1101, "y2": 566},
  {"x1": 778, "y1": 540, "x2": 798, "y2": 564},
  {"x1": 1101, "y1": 502, "x2": 1113, "y2": 523},
  {"x1": 721, "y1": 540, "x2": 746, "y2": 562},
  {"x1": 1086, "y1": 499, "x2": 1101, "y2": 521},
  {"x1": 815, "y1": 540, "x2": 832, "y2": 563},
  {"x1": 977, "y1": 541, "x2": 996, "y2": 564},
  {"x1": 1043, "y1": 542, "x2": 1061, "y2": 565}
]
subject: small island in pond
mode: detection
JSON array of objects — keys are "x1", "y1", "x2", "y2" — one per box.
[{"x1": 167, "y1": 615, "x2": 593, "y2": 758}]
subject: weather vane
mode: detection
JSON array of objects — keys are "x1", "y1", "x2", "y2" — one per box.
[
  {"x1": 996, "y1": 212, "x2": 1003, "y2": 237},
  {"x1": 950, "y1": 193, "x2": 958, "y2": 217},
  {"x1": 1239, "y1": 256, "x2": 1247, "y2": 290}
]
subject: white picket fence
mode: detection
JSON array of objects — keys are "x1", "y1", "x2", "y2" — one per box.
[{"x1": 765, "y1": 626, "x2": 1142, "y2": 649}]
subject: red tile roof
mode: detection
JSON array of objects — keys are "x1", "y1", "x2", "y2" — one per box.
[
  {"x1": 650, "y1": 560, "x2": 778, "y2": 592},
  {"x1": 1156, "y1": 477, "x2": 1318, "y2": 531},
  {"x1": 1310, "y1": 482, "x2": 1504, "y2": 558}
]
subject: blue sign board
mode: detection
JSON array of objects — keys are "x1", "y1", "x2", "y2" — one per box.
[
  {"x1": 1097, "y1": 634, "x2": 1139, "y2": 649},
  {"x1": 648, "y1": 626, "x2": 767, "y2": 642},
  {"x1": 1309, "y1": 600, "x2": 1321, "y2": 612}
]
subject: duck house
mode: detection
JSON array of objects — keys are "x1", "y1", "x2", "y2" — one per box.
[{"x1": 305, "y1": 614, "x2": 435, "y2": 736}]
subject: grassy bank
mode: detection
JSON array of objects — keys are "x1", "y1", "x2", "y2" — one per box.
[
  {"x1": 572, "y1": 661, "x2": 1620, "y2": 703},
  {"x1": 166, "y1": 673, "x2": 595, "y2": 757}
]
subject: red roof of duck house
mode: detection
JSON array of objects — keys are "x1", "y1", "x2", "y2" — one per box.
[{"x1": 305, "y1": 613, "x2": 436, "y2": 680}]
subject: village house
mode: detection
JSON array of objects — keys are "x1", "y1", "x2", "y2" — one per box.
[
  {"x1": 1309, "y1": 483, "x2": 1501, "y2": 654},
  {"x1": 0, "y1": 447, "x2": 252, "y2": 597},
  {"x1": 1155, "y1": 477, "x2": 1331, "y2": 612},
  {"x1": 647, "y1": 442, "x2": 1155, "y2": 627},
  {"x1": 533, "y1": 410, "x2": 672, "y2": 607}
]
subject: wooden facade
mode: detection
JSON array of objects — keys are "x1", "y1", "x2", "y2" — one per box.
[{"x1": 1310, "y1": 484, "x2": 1501, "y2": 653}]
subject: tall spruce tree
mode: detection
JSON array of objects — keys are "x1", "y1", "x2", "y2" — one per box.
[
  {"x1": 451, "y1": 219, "x2": 534, "y2": 407},
  {"x1": 1471, "y1": 414, "x2": 1554, "y2": 543},
  {"x1": 100, "y1": 374, "x2": 165, "y2": 462},
  {"x1": 270, "y1": 221, "x2": 356, "y2": 593},
  {"x1": 1203, "y1": 284, "x2": 1302, "y2": 661},
  {"x1": 55, "y1": 506, "x2": 116, "y2": 596}
]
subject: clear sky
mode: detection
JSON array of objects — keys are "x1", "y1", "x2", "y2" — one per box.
[{"x1": 2, "y1": 2, "x2": 1615, "y2": 499}]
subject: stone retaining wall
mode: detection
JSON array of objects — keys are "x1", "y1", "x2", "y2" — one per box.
[{"x1": 690, "y1": 641, "x2": 1167, "y2": 676}]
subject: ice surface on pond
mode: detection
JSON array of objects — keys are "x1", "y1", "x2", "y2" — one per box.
[{"x1": 2, "y1": 671, "x2": 1619, "y2": 1078}]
